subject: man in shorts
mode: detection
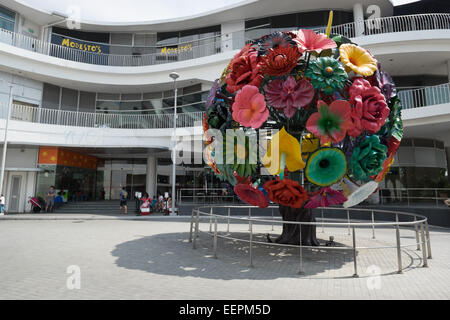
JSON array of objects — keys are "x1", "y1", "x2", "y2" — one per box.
[{"x1": 119, "y1": 187, "x2": 128, "y2": 215}]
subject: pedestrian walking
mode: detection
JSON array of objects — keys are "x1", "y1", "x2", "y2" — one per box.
[{"x1": 119, "y1": 187, "x2": 128, "y2": 215}]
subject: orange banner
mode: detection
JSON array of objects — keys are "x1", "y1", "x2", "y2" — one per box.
[{"x1": 38, "y1": 147, "x2": 98, "y2": 169}]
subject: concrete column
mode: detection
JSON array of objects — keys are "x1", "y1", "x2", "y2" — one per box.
[
  {"x1": 446, "y1": 60, "x2": 450, "y2": 83},
  {"x1": 445, "y1": 147, "x2": 450, "y2": 184},
  {"x1": 146, "y1": 155, "x2": 157, "y2": 198},
  {"x1": 353, "y1": 3, "x2": 365, "y2": 37},
  {"x1": 221, "y1": 20, "x2": 245, "y2": 52}
]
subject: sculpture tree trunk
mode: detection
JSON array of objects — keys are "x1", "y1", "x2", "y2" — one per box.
[{"x1": 269, "y1": 205, "x2": 320, "y2": 246}]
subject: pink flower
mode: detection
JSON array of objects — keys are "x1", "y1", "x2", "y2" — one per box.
[
  {"x1": 306, "y1": 100, "x2": 353, "y2": 144},
  {"x1": 265, "y1": 76, "x2": 314, "y2": 118},
  {"x1": 349, "y1": 78, "x2": 372, "y2": 104},
  {"x1": 348, "y1": 79, "x2": 390, "y2": 135},
  {"x1": 232, "y1": 85, "x2": 269, "y2": 129},
  {"x1": 305, "y1": 187, "x2": 347, "y2": 209},
  {"x1": 292, "y1": 29, "x2": 337, "y2": 53}
]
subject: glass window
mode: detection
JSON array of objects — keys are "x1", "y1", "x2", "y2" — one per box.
[
  {"x1": 121, "y1": 93, "x2": 142, "y2": 101},
  {"x1": 97, "y1": 93, "x2": 120, "y2": 100},
  {"x1": 0, "y1": 5, "x2": 15, "y2": 32},
  {"x1": 61, "y1": 88, "x2": 78, "y2": 111},
  {"x1": 42, "y1": 83, "x2": 60, "y2": 110},
  {"x1": 78, "y1": 92, "x2": 96, "y2": 112}
]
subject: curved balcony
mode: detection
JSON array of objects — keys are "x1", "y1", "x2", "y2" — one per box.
[
  {"x1": 0, "y1": 13, "x2": 449, "y2": 67},
  {"x1": 2, "y1": 104, "x2": 204, "y2": 129},
  {"x1": 0, "y1": 83, "x2": 448, "y2": 130}
]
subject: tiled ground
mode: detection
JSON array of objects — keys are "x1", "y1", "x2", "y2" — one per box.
[{"x1": 0, "y1": 216, "x2": 448, "y2": 299}]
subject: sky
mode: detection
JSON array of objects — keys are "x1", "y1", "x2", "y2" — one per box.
[{"x1": 18, "y1": 0, "x2": 422, "y2": 23}]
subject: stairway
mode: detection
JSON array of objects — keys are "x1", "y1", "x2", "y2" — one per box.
[{"x1": 53, "y1": 200, "x2": 138, "y2": 214}]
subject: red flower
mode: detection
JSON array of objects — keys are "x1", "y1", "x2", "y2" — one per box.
[
  {"x1": 226, "y1": 44, "x2": 263, "y2": 93},
  {"x1": 349, "y1": 79, "x2": 390, "y2": 135},
  {"x1": 234, "y1": 183, "x2": 268, "y2": 208},
  {"x1": 263, "y1": 178, "x2": 309, "y2": 208},
  {"x1": 292, "y1": 29, "x2": 336, "y2": 53},
  {"x1": 265, "y1": 76, "x2": 314, "y2": 118},
  {"x1": 203, "y1": 113, "x2": 213, "y2": 145},
  {"x1": 305, "y1": 187, "x2": 347, "y2": 209},
  {"x1": 260, "y1": 45, "x2": 301, "y2": 76}
]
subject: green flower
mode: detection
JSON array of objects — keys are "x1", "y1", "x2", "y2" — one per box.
[
  {"x1": 350, "y1": 135, "x2": 388, "y2": 181},
  {"x1": 305, "y1": 57, "x2": 348, "y2": 95},
  {"x1": 305, "y1": 147, "x2": 347, "y2": 187}
]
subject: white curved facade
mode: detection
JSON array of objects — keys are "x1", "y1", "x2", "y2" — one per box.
[{"x1": 0, "y1": 0, "x2": 449, "y2": 212}]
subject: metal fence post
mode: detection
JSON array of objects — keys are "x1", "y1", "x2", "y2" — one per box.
[
  {"x1": 352, "y1": 227, "x2": 358, "y2": 278},
  {"x1": 425, "y1": 221, "x2": 432, "y2": 259},
  {"x1": 209, "y1": 207, "x2": 213, "y2": 232},
  {"x1": 395, "y1": 219, "x2": 403, "y2": 274},
  {"x1": 271, "y1": 207, "x2": 274, "y2": 231},
  {"x1": 420, "y1": 223, "x2": 428, "y2": 267},
  {"x1": 371, "y1": 210, "x2": 375, "y2": 239},
  {"x1": 414, "y1": 216, "x2": 420, "y2": 251},
  {"x1": 435, "y1": 189, "x2": 438, "y2": 207},
  {"x1": 189, "y1": 208, "x2": 194, "y2": 242},
  {"x1": 321, "y1": 208, "x2": 324, "y2": 233},
  {"x1": 227, "y1": 207, "x2": 231, "y2": 233},
  {"x1": 213, "y1": 216, "x2": 218, "y2": 259},
  {"x1": 193, "y1": 210, "x2": 200, "y2": 249},
  {"x1": 248, "y1": 207, "x2": 251, "y2": 231},
  {"x1": 347, "y1": 209, "x2": 351, "y2": 235},
  {"x1": 249, "y1": 220, "x2": 254, "y2": 268},
  {"x1": 298, "y1": 222, "x2": 304, "y2": 275}
]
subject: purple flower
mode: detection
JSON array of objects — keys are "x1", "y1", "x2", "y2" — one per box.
[
  {"x1": 375, "y1": 65, "x2": 396, "y2": 101},
  {"x1": 206, "y1": 79, "x2": 220, "y2": 110},
  {"x1": 305, "y1": 187, "x2": 347, "y2": 209},
  {"x1": 265, "y1": 76, "x2": 314, "y2": 118}
]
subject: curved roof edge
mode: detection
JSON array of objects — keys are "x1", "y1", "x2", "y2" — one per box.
[{"x1": 5, "y1": 0, "x2": 393, "y2": 32}]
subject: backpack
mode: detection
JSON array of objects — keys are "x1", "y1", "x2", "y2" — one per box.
[{"x1": 121, "y1": 191, "x2": 128, "y2": 199}]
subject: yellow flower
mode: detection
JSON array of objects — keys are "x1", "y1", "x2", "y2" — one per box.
[
  {"x1": 339, "y1": 44, "x2": 377, "y2": 76},
  {"x1": 262, "y1": 127, "x2": 305, "y2": 175},
  {"x1": 301, "y1": 133, "x2": 319, "y2": 161}
]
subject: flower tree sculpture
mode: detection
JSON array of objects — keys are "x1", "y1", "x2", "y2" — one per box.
[{"x1": 204, "y1": 11, "x2": 403, "y2": 245}]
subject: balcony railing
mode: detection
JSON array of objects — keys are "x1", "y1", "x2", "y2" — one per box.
[
  {"x1": 0, "y1": 104, "x2": 204, "y2": 129},
  {"x1": 0, "y1": 83, "x2": 449, "y2": 130},
  {"x1": 398, "y1": 83, "x2": 450, "y2": 109},
  {"x1": 0, "y1": 13, "x2": 448, "y2": 67}
]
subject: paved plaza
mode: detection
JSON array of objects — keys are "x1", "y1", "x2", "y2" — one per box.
[{"x1": 0, "y1": 215, "x2": 449, "y2": 300}]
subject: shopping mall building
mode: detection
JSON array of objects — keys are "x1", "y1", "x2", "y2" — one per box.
[{"x1": 0, "y1": 0, "x2": 449, "y2": 212}]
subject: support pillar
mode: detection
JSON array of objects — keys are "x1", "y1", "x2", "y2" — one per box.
[
  {"x1": 353, "y1": 3, "x2": 365, "y2": 37},
  {"x1": 146, "y1": 155, "x2": 157, "y2": 198}
]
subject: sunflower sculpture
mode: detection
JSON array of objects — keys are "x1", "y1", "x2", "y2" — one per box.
[{"x1": 204, "y1": 12, "x2": 403, "y2": 245}]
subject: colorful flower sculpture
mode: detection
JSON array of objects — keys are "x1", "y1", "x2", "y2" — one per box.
[
  {"x1": 293, "y1": 29, "x2": 337, "y2": 53},
  {"x1": 234, "y1": 183, "x2": 268, "y2": 208},
  {"x1": 305, "y1": 187, "x2": 347, "y2": 209},
  {"x1": 232, "y1": 85, "x2": 269, "y2": 129},
  {"x1": 350, "y1": 135, "x2": 388, "y2": 181},
  {"x1": 339, "y1": 44, "x2": 377, "y2": 76},
  {"x1": 204, "y1": 21, "x2": 402, "y2": 209},
  {"x1": 226, "y1": 44, "x2": 263, "y2": 93},
  {"x1": 305, "y1": 57, "x2": 348, "y2": 95},
  {"x1": 265, "y1": 76, "x2": 314, "y2": 118},
  {"x1": 305, "y1": 148, "x2": 347, "y2": 187},
  {"x1": 261, "y1": 45, "x2": 301, "y2": 76},
  {"x1": 262, "y1": 127, "x2": 305, "y2": 176},
  {"x1": 306, "y1": 100, "x2": 353, "y2": 144},
  {"x1": 264, "y1": 178, "x2": 309, "y2": 208}
]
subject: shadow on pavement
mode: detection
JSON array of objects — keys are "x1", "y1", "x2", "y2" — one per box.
[{"x1": 111, "y1": 231, "x2": 359, "y2": 280}]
